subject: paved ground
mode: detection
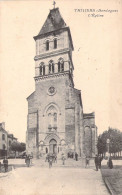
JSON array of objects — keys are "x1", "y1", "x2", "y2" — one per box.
[{"x1": 0, "y1": 159, "x2": 110, "y2": 195}]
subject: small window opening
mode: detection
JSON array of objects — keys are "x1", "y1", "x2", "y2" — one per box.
[
  {"x1": 46, "y1": 40, "x2": 49, "y2": 51},
  {"x1": 54, "y1": 39, "x2": 57, "y2": 49}
]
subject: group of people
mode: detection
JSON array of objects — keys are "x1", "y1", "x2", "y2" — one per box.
[
  {"x1": 45, "y1": 153, "x2": 57, "y2": 168},
  {"x1": 45, "y1": 153, "x2": 67, "y2": 168},
  {"x1": 0, "y1": 155, "x2": 32, "y2": 173},
  {"x1": 67, "y1": 151, "x2": 78, "y2": 161},
  {"x1": 85, "y1": 154, "x2": 113, "y2": 171},
  {"x1": 0, "y1": 157, "x2": 8, "y2": 172},
  {"x1": 0, "y1": 153, "x2": 113, "y2": 172}
]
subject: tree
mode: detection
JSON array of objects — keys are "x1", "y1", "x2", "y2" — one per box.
[
  {"x1": 97, "y1": 127, "x2": 122, "y2": 156},
  {"x1": 10, "y1": 142, "x2": 20, "y2": 158},
  {"x1": 19, "y1": 142, "x2": 26, "y2": 152},
  {"x1": 10, "y1": 142, "x2": 26, "y2": 157}
]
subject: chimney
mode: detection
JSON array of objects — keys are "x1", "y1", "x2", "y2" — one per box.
[{"x1": 2, "y1": 122, "x2": 5, "y2": 129}]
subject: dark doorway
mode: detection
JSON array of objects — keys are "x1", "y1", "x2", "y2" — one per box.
[{"x1": 49, "y1": 139, "x2": 57, "y2": 154}]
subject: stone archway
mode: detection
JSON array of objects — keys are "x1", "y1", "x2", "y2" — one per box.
[
  {"x1": 49, "y1": 139, "x2": 57, "y2": 154},
  {"x1": 44, "y1": 134, "x2": 60, "y2": 154}
]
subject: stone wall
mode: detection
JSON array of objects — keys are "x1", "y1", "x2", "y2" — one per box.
[
  {"x1": 83, "y1": 114, "x2": 97, "y2": 157},
  {"x1": 65, "y1": 108, "x2": 75, "y2": 145},
  {"x1": 35, "y1": 30, "x2": 69, "y2": 56},
  {"x1": 65, "y1": 85, "x2": 84, "y2": 156},
  {"x1": 84, "y1": 126, "x2": 92, "y2": 157}
]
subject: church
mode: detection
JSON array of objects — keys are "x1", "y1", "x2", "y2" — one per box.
[{"x1": 26, "y1": 6, "x2": 97, "y2": 158}]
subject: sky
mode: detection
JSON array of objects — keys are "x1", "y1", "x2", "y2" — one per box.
[{"x1": 0, "y1": 0, "x2": 122, "y2": 142}]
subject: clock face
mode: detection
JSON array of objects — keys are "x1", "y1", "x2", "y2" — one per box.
[{"x1": 48, "y1": 86, "x2": 56, "y2": 95}]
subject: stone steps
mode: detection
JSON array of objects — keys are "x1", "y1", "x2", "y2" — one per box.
[{"x1": 33, "y1": 158, "x2": 96, "y2": 168}]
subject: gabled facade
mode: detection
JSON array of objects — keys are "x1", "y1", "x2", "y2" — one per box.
[
  {"x1": 0, "y1": 122, "x2": 19, "y2": 158},
  {"x1": 26, "y1": 7, "x2": 97, "y2": 158}
]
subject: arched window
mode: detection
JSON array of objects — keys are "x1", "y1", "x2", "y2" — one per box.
[
  {"x1": 54, "y1": 38, "x2": 57, "y2": 49},
  {"x1": 46, "y1": 40, "x2": 49, "y2": 51},
  {"x1": 49, "y1": 60, "x2": 54, "y2": 74},
  {"x1": 43, "y1": 66, "x2": 45, "y2": 75},
  {"x1": 2, "y1": 134, "x2": 5, "y2": 140},
  {"x1": 9, "y1": 140, "x2": 11, "y2": 146},
  {"x1": 47, "y1": 105, "x2": 57, "y2": 132},
  {"x1": 40, "y1": 62, "x2": 45, "y2": 76},
  {"x1": 58, "y1": 58, "x2": 64, "y2": 72}
]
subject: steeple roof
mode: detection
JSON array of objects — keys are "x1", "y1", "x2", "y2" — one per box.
[
  {"x1": 34, "y1": 7, "x2": 74, "y2": 50},
  {"x1": 38, "y1": 8, "x2": 66, "y2": 35}
]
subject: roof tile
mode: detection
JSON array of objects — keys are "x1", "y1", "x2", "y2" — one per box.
[{"x1": 38, "y1": 8, "x2": 66, "y2": 35}]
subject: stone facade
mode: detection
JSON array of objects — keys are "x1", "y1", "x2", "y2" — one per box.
[
  {"x1": 0, "y1": 122, "x2": 18, "y2": 158},
  {"x1": 83, "y1": 113, "x2": 98, "y2": 157},
  {"x1": 26, "y1": 8, "x2": 97, "y2": 158}
]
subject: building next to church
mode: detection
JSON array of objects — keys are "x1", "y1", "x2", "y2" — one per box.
[
  {"x1": 26, "y1": 7, "x2": 97, "y2": 158},
  {"x1": 0, "y1": 122, "x2": 18, "y2": 158},
  {"x1": 0, "y1": 122, "x2": 8, "y2": 158}
]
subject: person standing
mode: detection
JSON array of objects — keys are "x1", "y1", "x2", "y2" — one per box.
[
  {"x1": 25, "y1": 155, "x2": 30, "y2": 167},
  {"x1": 3, "y1": 157, "x2": 8, "y2": 172},
  {"x1": 45, "y1": 153, "x2": 49, "y2": 162},
  {"x1": 75, "y1": 152, "x2": 78, "y2": 161},
  {"x1": 108, "y1": 157, "x2": 113, "y2": 169},
  {"x1": 48, "y1": 155, "x2": 53, "y2": 168},
  {"x1": 52, "y1": 153, "x2": 55, "y2": 163},
  {"x1": 0, "y1": 159, "x2": 2, "y2": 172},
  {"x1": 85, "y1": 156, "x2": 90, "y2": 168},
  {"x1": 54, "y1": 154, "x2": 57, "y2": 163},
  {"x1": 98, "y1": 155, "x2": 102, "y2": 169},
  {"x1": 62, "y1": 154, "x2": 66, "y2": 165},
  {"x1": 30, "y1": 153, "x2": 33, "y2": 165},
  {"x1": 94, "y1": 155, "x2": 99, "y2": 171}
]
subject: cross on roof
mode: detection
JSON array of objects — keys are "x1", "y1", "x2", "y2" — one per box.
[{"x1": 53, "y1": 1, "x2": 56, "y2": 9}]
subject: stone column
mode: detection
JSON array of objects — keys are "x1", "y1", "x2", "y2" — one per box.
[
  {"x1": 45, "y1": 65, "x2": 49, "y2": 75},
  {"x1": 55, "y1": 63, "x2": 58, "y2": 73}
]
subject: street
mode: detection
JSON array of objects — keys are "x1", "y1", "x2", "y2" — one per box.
[{"x1": 0, "y1": 159, "x2": 109, "y2": 195}]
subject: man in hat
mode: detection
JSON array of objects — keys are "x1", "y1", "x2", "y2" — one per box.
[
  {"x1": 94, "y1": 155, "x2": 99, "y2": 171},
  {"x1": 3, "y1": 156, "x2": 8, "y2": 172}
]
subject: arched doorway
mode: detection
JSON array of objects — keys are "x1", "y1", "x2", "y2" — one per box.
[{"x1": 49, "y1": 139, "x2": 57, "y2": 154}]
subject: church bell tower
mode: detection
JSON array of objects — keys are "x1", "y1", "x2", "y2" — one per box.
[
  {"x1": 26, "y1": 6, "x2": 97, "y2": 158},
  {"x1": 34, "y1": 7, "x2": 74, "y2": 87}
]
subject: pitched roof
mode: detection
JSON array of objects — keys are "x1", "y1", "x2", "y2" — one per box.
[
  {"x1": 38, "y1": 8, "x2": 66, "y2": 35},
  {"x1": 8, "y1": 134, "x2": 14, "y2": 138},
  {"x1": 26, "y1": 91, "x2": 35, "y2": 100},
  {"x1": 34, "y1": 8, "x2": 74, "y2": 50},
  {"x1": 0, "y1": 126, "x2": 8, "y2": 134}
]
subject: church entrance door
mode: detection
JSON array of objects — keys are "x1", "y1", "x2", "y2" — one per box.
[{"x1": 49, "y1": 139, "x2": 57, "y2": 154}]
